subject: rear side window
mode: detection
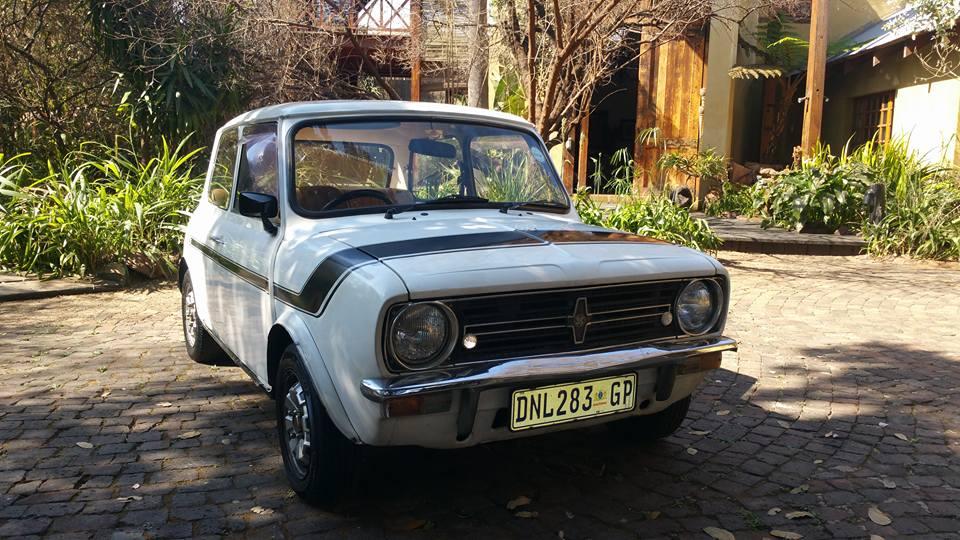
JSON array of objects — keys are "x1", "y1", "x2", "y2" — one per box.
[
  {"x1": 209, "y1": 128, "x2": 239, "y2": 209},
  {"x1": 235, "y1": 123, "x2": 280, "y2": 207}
]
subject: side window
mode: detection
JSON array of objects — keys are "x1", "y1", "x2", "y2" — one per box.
[
  {"x1": 209, "y1": 128, "x2": 239, "y2": 209},
  {"x1": 235, "y1": 123, "x2": 279, "y2": 216}
]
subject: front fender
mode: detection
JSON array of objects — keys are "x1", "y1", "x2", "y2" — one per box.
[{"x1": 272, "y1": 308, "x2": 361, "y2": 443}]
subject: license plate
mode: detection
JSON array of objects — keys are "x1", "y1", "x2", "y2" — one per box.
[{"x1": 510, "y1": 374, "x2": 637, "y2": 431}]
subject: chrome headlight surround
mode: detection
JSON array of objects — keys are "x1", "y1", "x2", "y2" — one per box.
[
  {"x1": 386, "y1": 302, "x2": 458, "y2": 371},
  {"x1": 674, "y1": 279, "x2": 723, "y2": 336}
]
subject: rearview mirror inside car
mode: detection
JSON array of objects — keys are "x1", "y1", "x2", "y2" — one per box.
[{"x1": 409, "y1": 138, "x2": 457, "y2": 159}]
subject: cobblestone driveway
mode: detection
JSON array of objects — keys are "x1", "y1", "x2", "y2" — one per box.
[{"x1": 2, "y1": 253, "x2": 960, "y2": 539}]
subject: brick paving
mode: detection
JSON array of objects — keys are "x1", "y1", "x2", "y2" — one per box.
[{"x1": 1, "y1": 252, "x2": 960, "y2": 539}]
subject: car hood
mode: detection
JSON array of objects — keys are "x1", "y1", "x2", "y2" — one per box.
[{"x1": 316, "y1": 210, "x2": 722, "y2": 299}]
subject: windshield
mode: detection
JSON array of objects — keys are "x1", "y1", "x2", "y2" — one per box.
[{"x1": 291, "y1": 120, "x2": 568, "y2": 214}]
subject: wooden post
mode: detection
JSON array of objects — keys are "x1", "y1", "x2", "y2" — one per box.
[
  {"x1": 410, "y1": 0, "x2": 422, "y2": 101},
  {"x1": 800, "y1": 0, "x2": 828, "y2": 156},
  {"x1": 577, "y1": 113, "x2": 590, "y2": 190}
]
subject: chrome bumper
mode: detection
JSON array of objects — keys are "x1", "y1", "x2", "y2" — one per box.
[{"x1": 361, "y1": 336, "x2": 737, "y2": 402}]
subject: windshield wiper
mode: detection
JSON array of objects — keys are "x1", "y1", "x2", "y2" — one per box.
[
  {"x1": 499, "y1": 200, "x2": 568, "y2": 214},
  {"x1": 433, "y1": 194, "x2": 489, "y2": 203},
  {"x1": 384, "y1": 195, "x2": 490, "y2": 219}
]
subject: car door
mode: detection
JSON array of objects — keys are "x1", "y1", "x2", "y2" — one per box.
[
  {"x1": 208, "y1": 122, "x2": 282, "y2": 382},
  {"x1": 192, "y1": 126, "x2": 241, "y2": 340}
]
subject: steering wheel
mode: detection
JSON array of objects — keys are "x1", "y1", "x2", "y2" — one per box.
[{"x1": 321, "y1": 189, "x2": 394, "y2": 211}]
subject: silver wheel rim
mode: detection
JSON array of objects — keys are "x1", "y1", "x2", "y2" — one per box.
[
  {"x1": 184, "y1": 289, "x2": 198, "y2": 348},
  {"x1": 283, "y1": 381, "x2": 312, "y2": 478}
]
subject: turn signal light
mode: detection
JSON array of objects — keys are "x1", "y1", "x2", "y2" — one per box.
[
  {"x1": 677, "y1": 351, "x2": 723, "y2": 374},
  {"x1": 385, "y1": 392, "x2": 453, "y2": 417}
]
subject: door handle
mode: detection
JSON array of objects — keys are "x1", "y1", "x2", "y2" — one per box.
[{"x1": 209, "y1": 235, "x2": 225, "y2": 245}]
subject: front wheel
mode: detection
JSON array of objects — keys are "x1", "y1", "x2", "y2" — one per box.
[
  {"x1": 607, "y1": 396, "x2": 692, "y2": 442},
  {"x1": 276, "y1": 345, "x2": 357, "y2": 506}
]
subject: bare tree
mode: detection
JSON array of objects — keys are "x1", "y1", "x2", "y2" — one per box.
[
  {"x1": 496, "y1": 0, "x2": 721, "y2": 143},
  {"x1": 0, "y1": 0, "x2": 118, "y2": 156},
  {"x1": 466, "y1": 0, "x2": 489, "y2": 107}
]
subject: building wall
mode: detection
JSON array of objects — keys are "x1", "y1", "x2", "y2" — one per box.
[
  {"x1": 892, "y1": 79, "x2": 960, "y2": 163},
  {"x1": 821, "y1": 44, "x2": 960, "y2": 164}
]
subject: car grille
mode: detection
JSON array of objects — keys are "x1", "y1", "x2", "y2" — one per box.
[{"x1": 442, "y1": 279, "x2": 691, "y2": 365}]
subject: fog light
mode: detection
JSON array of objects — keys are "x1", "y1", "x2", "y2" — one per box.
[{"x1": 463, "y1": 334, "x2": 478, "y2": 349}]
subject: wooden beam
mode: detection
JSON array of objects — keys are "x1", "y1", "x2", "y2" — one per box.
[
  {"x1": 577, "y1": 113, "x2": 590, "y2": 190},
  {"x1": 410, "y1": 0, "x2": 422, "y2": 101},
  {"x1": 800, "y1": 0, "x2": 828, "y2": 157}
]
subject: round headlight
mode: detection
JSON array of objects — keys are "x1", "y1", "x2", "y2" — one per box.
[
  {"x1": 676, "y1": 280, "x2": 722, "y2": 335},
  {"x1": 389, "y1": 303, "x2": 455, "y2": 370}
]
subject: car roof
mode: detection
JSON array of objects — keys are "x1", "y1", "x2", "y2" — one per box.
[{"x1": 221, "y1": 100, "x2": 535, "y2": 132}]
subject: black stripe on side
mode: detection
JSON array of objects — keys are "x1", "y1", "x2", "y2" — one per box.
[
  {"x1": 359, "y1": 231, "x2": 544, "y2": 259},
  {"x1": 526, "y1": 230, "x2": 669, "y2": 245},
  {"x1": 190, "y1": 239, "x2": 269, "y2": 291},
  {"x1": 273, "y1": 248, "x2": 377, "y2": 314}
]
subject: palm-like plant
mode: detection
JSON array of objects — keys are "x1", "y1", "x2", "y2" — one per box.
[{"x1": 730, "y1": 15, "x2": 853, "y2": 162}]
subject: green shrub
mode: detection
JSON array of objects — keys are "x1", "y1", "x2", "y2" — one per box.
[
  {"x1": 756, "y1": 158, "x2": 871, "y2": 233},
  {"x1": 574, "y1": 189, "x2": 721, "y2": 252},
  {"x1": 855, "y1": 140, "x2": 960, "y2": 260},
  {"x1": 704, "y1": 182, "x2": 761, "y2": 217},
  {"x1": 657, "y1": 148, "x2": 727, "y2": 181},
  {"x1": 0, "y1": 137, "x2": 203, "y2": 277}
]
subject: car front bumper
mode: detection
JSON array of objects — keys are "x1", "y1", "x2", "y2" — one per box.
[{"x1": 355, "y1": 336, "x2": 737, "y2": 448}]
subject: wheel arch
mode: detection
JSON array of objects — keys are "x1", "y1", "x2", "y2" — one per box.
[
  {"x1": 268, "y1": 313, "x2": 361, "y2": 443},
  {"x1": 178, "y1": 258, "x2": 189, "y2": 291}
]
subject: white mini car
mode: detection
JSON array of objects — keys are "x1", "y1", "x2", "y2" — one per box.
[{"x1": 179, "y1": 101, "x2": 736, "y2": 503}]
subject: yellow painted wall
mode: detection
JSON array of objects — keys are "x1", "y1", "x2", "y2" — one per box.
[
  {"x1": 701, "y1": 15, "x2": 740, "y2": 156},
  {"x1": 893, "y1": 80, "x2": 960, "y2": 163},
  {"x1": 826, "y1": 0, "x2": 901, "y2": 42},
  {"x1": 821, "y1": 43, "x2": 960, "y2": 163}
]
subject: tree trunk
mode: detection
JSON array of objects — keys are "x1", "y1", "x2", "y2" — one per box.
[{"x1": 466, "y1": 0, "x2": 488, "y2": 108}]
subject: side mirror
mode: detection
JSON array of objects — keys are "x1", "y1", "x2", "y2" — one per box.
[{"x1": 238, "y1": 192, "x2": 278, "y2": 234}]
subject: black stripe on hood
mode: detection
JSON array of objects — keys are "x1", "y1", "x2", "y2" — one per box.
[{"x1": 274, "y1": 229, "x2": 665, "y2": 315}]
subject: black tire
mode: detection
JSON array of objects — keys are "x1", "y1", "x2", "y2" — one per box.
[
  {"x1": 181, "y1": 270, "x2": 230, "y2": 366},
  {"x1": 608, "y1": 396, "x2": 692, "y2": 442},
  {"x1": 275, "y1": 345, "x2": 357, "y2": 506}
]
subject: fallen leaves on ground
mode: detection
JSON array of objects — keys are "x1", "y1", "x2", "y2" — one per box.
[
  {"x1": 515, "y1": 511, "x2": 539, "y2": 519},
  {"x1": 703, "y1": 526, "x2": 735, "y2": 540},
  {"x1": 768, "y1": 507, "x2": 782, "y2": 516},
  {"x1": 785, "y1": 511, "x2": 814, "y2": 520},
  {"x1": 894, "y1": 433, "x2": 909, "y2": 441},
  {"x1": 116, "y1": 496, "x2": 143, "y2": 502},
  {"x1": 770, "y1": 530, "x2": 803, "y2": 539},
  {"x1": 716, "y1": 410, "x2": 731, "y2": 416},
  {"x1": 777, "y1": 420, "x2": 792, "y2": 429},
  {"x1": 875, "y1": 478, "x2": 896, "y2": 489},
  {"x1": 251, "y1": 506, "x2": 274, "y2": 516},
  {"x1": 76, "y1": 442, "x2": 94, "y2": 449},
  {"x1": 506, "y1": 496, "x2": 531, "y2": 510},
  {"x1": 789, "y1": 484, "x2": 809, "y2": 494},
  {"x1": 689, "y1": 430, "x2": 711, "y2": 436},
  {"x1": 868, "y1": 507, "x2": 892, "y2": 526},
  {"x1": 157, "y1": 402, "x2": 173, "y2": 407},
  {"x1": 686, "y1": 447, "x2": 699, "y2": 456},
  {"x1": 177, "y1": 431, "x2": 201, "y2": 440},
  {"x1": 643, "y1": 511, "x2": 661, "y2": 520}
]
